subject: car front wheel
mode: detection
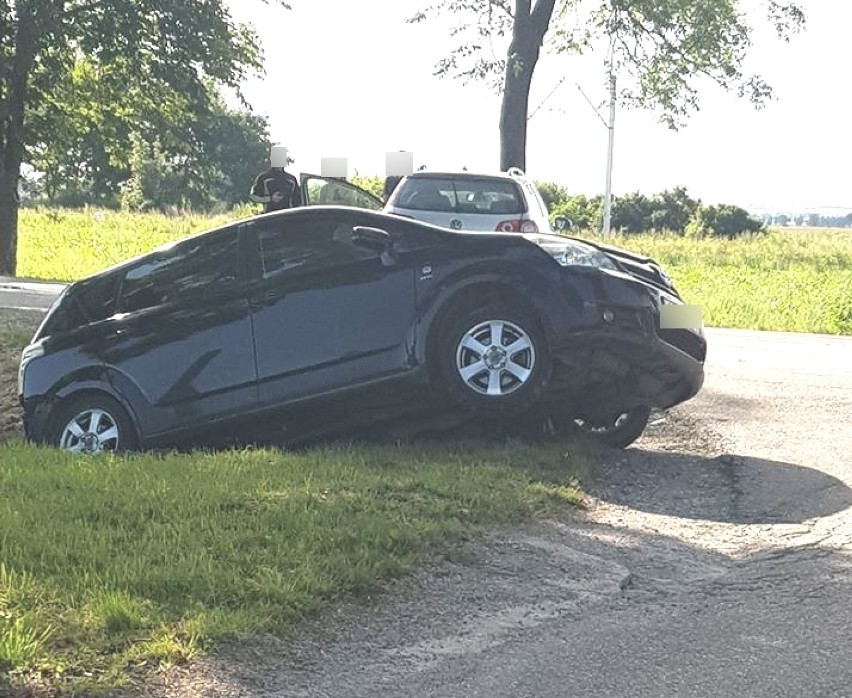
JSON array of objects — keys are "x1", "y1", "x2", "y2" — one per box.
[
  {"x1": 437, "y1": 305, "x2": 550, "y2": 413},
  {"x1": 571, "y1": 406, "x2": 651, "y2": 449},
  {"x1": 50, "y1": 395, "x2": 138, "y2": 454},
  {"x1": 510, "y1": 405, "x2": 651, "y2": 449}
]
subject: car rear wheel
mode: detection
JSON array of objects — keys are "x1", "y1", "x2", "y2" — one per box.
[
  {"x1": 437, "y1": 305, "x2": 550, "y2": 413},
  {"x1": 50, "y1": 395, "x2": 138, "y2": 454}
]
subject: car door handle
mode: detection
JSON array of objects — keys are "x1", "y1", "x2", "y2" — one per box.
[{"x1": 105, "y1": 329, "x2": 127, "y2": 342}]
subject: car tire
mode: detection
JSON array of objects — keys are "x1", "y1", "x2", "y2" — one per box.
[
  {"x1": 570, "y1": 406, "x2": 651, "y2": 449},
  {"x1": 436, "y1": 304, "x2": 550, "y2": 414},
  {"x1": 50, "y1": 394, "x2": 138, "y2": 454}
]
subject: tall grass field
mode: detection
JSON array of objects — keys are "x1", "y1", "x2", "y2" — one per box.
[
  {"x1": 15, "y1": 208, "x2": 852, "y2": 335},
  {"x1": 584, "y1": 227, "x2": 852, "y2": 335}
]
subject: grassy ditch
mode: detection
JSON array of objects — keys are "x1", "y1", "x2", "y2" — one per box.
[{"x1": 0, "y1": 309, "x2": 588, "y2": 696}]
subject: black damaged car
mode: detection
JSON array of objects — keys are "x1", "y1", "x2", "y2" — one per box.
[{"x1": 18, "y1": 206, "x2": 705, "y2": 453}]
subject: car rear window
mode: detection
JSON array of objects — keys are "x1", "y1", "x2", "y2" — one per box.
[
  {"x1": 392, "y1": 177, "x2": 525, "y2": 215},
  {"x1": 36, "y1": 273, "x2": 120, "y2": 338}
]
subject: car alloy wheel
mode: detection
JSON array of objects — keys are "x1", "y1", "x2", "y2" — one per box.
[
  {"x1": 436, "y1": 302, "x2": 550, "y2": 414},
  {"x1": 51, "y1": 395, "x2": 137, "y2": 454},
  {"x1": 59, "y1": 408, "x2": 120, "y2": 454},
  {"x1": 455, "y1": 319, "x2": 536, "y2": 397}
]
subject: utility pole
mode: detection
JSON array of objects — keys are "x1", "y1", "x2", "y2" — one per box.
[{"x1": 602, "y1": 72, "x2": 616, "y2": 236}]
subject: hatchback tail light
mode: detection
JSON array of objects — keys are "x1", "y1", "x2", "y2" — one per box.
[{"x1": 495, "y1": 220, "x2": 538, "y2": 233}]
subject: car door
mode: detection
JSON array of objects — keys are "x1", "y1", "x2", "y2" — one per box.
[
  {"x1": 244, "y1": 210, "x2": 417, "y2": 407},
  {"x1": 299, "y1": 174, "x2": 384, "y2": 210},
  {"x1": 101, "y1": 225, "x2": 258, "y2": 437}
]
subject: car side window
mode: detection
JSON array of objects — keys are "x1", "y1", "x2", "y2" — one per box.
[
  {"x1": 252, "y1": 216, "x2": 376, "y2": 279},
  {"x1": 303, "y1": 177, "x2": 382, "y2": 210},
  {"x1": 119, "y1": 227, "x2": 239, "y2": 313}
]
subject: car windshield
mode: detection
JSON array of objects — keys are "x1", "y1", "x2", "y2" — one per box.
[{"x1": 392, "y1": 177, "x2": 524, "y2": 215}]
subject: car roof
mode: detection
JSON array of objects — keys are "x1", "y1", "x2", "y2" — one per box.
[
  {"x1": 401, "y1": 171, "x2": 529, "y2": 183},
  {"x1": 73, "y1": 206, "x2": 484, "y2": 286}
]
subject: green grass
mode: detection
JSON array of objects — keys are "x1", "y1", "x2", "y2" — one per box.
[
  {"x1": 16, "y1": 205, "x2": 259, "y2": 282},
  {"x1": 582, "y1": 228, "x2": 852, "y2": 335},
  {"x1": 0, "y1": 439, "x2": 588, "y2": 695}
]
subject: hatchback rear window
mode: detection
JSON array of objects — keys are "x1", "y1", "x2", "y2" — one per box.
[
  {"x1": 392, "y1": 178, "x2": 525, "y2": 215},
  {"x1": 36, "y1": 274, "x2": 119, "y2": 338}
]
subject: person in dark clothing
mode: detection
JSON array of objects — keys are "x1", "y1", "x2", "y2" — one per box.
[
  {"x1": 382, "y1": 175, "x2": 403, "y2": 203},
  {"x1": 250, "y1": 147, "x2": 303, "y2": 212}
]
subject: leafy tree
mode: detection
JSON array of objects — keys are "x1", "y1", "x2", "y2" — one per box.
[
  {"x1": 410, "y1": 1, "x2": 805, "y2": 171},
  {"x1": 652, "y1": 187, "x2": 699, "y2": 233},
  {"x1": 685, "y1": 203, "x2": 765, "y2": 239},
  {"x1": 26, "y1": 56, "x2": 132, "y2": 205},
  {"x1": 551, "y1": 193, "x2": 602, "y2": 230},
  {"x1": 119, "y1": 135, "x2": 198, "y2": 212},
  {"x1": 0, "y1": 0, "x2": 288, "y2": 275},
  {"x1": 535, "y1": 180, "x2": 571, "y2": 211},
  {"x1": 205, "y1": 102, "x2": 273, "y2": 207},
  {"x1": 611, "y1": 191, "x2": 653, "y2": 233},
  {"x1": 120, "y1": 97, "x2": 273, "y2": 212}
]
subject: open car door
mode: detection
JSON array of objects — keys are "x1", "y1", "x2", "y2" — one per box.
[{"x1": 300, "y1": 174, "x2": 384, "y2": 211}]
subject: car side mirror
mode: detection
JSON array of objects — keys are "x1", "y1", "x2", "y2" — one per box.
[
  {"x1": 352, "y1": 226, "x2": 396, "y2": 266},
  {"x1": 553, "y1": 216, "x2": 572, "y2": 232}
]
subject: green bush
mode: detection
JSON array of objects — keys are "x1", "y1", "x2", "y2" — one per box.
[
  {"x1": 534, "y1": 181, "x2": 765, "y2": 238},
  {"x1": 550, "y1": 194, "x2": 603, "y2": 231},
  {"x1": 685, "y1": 204, "x2": 766, "y2": 239},
  {"x1": 351, "y1": 175, "x2": 383, "y2": 199}
]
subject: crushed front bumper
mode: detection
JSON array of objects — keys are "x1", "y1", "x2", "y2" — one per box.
[{"x1": 547, "y1": 300, "x2": 705, "y2": 422}]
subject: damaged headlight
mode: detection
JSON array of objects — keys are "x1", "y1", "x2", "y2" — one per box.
[{"x1": 547, "y1": 241, "x2": 619, "y2": 271}]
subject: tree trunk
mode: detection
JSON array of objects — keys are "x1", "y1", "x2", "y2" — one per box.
[
  {"x1": 0, "y1": 171, "x2": 20, "y2": 276},
  {"x1": 499, "y1": 0, "x2": 557, "y2": 172},
  {"x1": 0, "y1": 8, "x2": 38, "y2": 276}
]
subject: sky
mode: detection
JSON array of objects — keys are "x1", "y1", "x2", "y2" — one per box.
[{"x1": 225, "y1": 0, "x2": 850, "y2": 214}]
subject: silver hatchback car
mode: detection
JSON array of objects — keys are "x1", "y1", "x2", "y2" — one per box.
[{"x1": 383, "y1": 168, "x2": 553, "y2": 234}]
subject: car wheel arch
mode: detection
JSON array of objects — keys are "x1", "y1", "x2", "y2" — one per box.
[
  {"x1": 421, "y1": 279, "x2": 549, "y2": 376},
  {"x1": 47, "y1": 386, "x2": 142, "y2": 449}
]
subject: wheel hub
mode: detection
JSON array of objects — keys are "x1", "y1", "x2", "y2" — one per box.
[
  {"x1": 81, "y1": 433, "x2": 100, "y2": 453},
  {"x1": 483, "y1": 345, "x2": 508, "y2": 370}
]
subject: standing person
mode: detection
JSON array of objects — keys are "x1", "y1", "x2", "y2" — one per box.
[
  {"x1": 250, "y1": 146, "x2": 303, "y2": 212},
  {"x1": 382, "y1": 175, "x2": 403, "y2": 203}
]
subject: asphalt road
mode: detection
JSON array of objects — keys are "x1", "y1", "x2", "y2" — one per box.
[
  {"x1": 0, "y1": 278, "x2": 65, "y2": 310},
  {"x1": 140, "y1": 327, "x2": 852, "y2": 698}
]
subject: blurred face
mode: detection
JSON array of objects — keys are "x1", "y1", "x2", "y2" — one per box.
[{"x1": 270, "y1": 146, "x2": 289, "y2": 168}]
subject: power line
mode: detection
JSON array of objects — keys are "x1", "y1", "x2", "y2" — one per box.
[
  {"x1": 528, "y1": 76, "x2": 568, "y2": 121},
  {"x1": 575, "y1": 83, "x2": 608, "y2": 129}
]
